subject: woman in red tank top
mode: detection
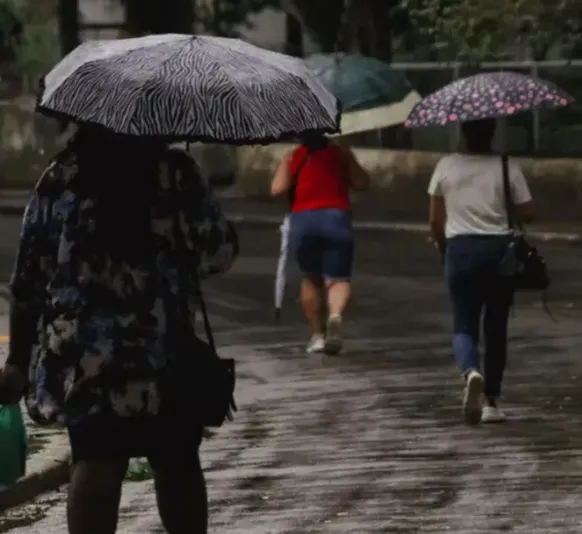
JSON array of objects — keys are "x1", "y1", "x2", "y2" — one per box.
[{"x1": 271, "y1": 134, "x2": 369, "y2": 354}]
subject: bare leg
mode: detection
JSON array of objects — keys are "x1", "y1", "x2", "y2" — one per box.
[
  {"x1": 323, "y1": 280, "x2": 351, "y2": 354},
  {"x1": 67, "y1": 459, "x2": 128, "y2": 534},
  {"x1": 326, "y1": 280, "x2": 351, "y2": 317},
  {"x1": 300, "y1": 277, "x2": 326, "y2": 335},
  {"x1": 154, "y1": 454, "x2": 208, "y2": 533}
]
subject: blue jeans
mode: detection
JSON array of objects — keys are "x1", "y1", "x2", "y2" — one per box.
[
  {"x1": 445, "y1": 235, "x2": 514, "y2": 398},
  {"x1": 290, "y1": 208, "x2": 354, "y2": 280}
]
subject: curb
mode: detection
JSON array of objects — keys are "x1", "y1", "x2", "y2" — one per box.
[
  {"x1": 0, "y1": 205, "x2": 25, "y2": 217},
  {"x1": 1, "y1": 202, "x2": 581, "y2": 243},
  {"x1": 0, "y1": 451, "x2": 70, "y2": 512},
  {"x1": 228, "y1": 214, "x2": 582, "y2": 243}
]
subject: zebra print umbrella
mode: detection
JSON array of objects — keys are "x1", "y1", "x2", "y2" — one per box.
[{"x1": 36, "y1": 34, "x2": 341, "y2": 143}]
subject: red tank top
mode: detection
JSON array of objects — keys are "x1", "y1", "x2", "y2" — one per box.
[{"x1": 289, "y1": 144, "x2": 350, "y2": 213}]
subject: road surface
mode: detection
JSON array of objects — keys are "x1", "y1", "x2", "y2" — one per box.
[{"x1": 1, "y1": 220, "x2": 582, "y2": 532}]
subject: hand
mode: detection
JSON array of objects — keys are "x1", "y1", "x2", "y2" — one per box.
[
  {"x1": 427, "y1": 237, "x2": 446, "y2": 264},
  {"x1": 0, "y1": 364, "x2": 27, "y2": 405}
]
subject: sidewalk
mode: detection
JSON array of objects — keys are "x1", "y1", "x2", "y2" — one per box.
[
  {"x1": 2, "y1": 190, "x2": 582, "y2": 242},
  {"x1": 2, "y1": 224, "x2": 582, "y2": 531},
  {"x1": 0, "y1": 344, "x2": 69, "y2": 513}
]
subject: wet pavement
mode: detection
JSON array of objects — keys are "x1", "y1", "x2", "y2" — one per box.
[{"x1": 2, "y1": 224, "x2": 582, "y2": 532}]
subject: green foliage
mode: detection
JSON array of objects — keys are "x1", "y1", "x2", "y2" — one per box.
[
  {"x1": 0, "y1": 0, "x2": 59, "y2": 93},
  {"x1": 0, "y1": 0, "x2": 23, "y2": 64},
  {"x1": 122, "y1": 0, "x2": 280, "y2": 38},
  {"x1": 0, "y1": 0, "x2": 25, "y2": 34},
  {"x1": 403, "y1": 0, "x2": 582, "y2": 62},
  {"x1": 286, "y1": 0, "x2": 411, "y2": 61},
  {"x1": 12, "y1": 22, "x2": 59, "y2": 89}
]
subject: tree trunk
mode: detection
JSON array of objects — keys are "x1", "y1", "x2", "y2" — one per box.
[
  {"x1": 285, "y1": 12, "x2": 303, "y2": 56},
  {"x1": 124, "y1": 0, "x2": 195, "y2": 36},
  {"x1": 356, "y1": 25, "x2": 371, "y2": 55},
  {"x1": 368, "y1": 0, "x2": 392, "y2": 63},
  {"x1": 58, "y1": 0, "x2": 79, "y2": 56}
]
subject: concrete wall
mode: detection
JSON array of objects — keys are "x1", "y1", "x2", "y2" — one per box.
[
  {"x1": 235, "y1": 144, "x2": 582, "y2": 222},
  {"x1": 0, "y1": 99, "x2": 237, "y2": 189},
  {"x1": 4, "y1": 96, "x2": 582, "y2": 222}
]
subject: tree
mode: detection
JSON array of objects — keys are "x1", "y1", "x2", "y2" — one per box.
[
  {"x1": 0, "y1": 0, "x2": 59, "y2": 93},
  {"x1": 403, "y1": 0, "x2": 582, "y2": 62},
  {"x1": 283, "y1": 0, "x2": 411, "y2": 61},
  {"x1": 122, "y1": 0, "x2": 280, "y2": 39},
  {"x1": 0, "y1": 0, "x2": 24, "y2": 64},
  {"x1": 284, "y1": 11, "x2": 303, "y2": 56},
  {"x1": 196, "y1": 0, "x2": 279, "y2": 38},
  {"x1": 282, "y1": 0, "x2": 343, "y2": 53},
  {"x1": 122, "y1": 0, "x2": 195, "y2": 35},
  {"x1": 57, "y1": 0, "x2": 78, "y2": 56}
]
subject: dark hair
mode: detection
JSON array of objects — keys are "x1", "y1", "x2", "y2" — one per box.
[
  {"x1": 299, "y1": 131, "x2": 329, "y2": 152},
  {"x1": 65, "y1": 129, "x2": 167, "y2": 262},
  {"x1": 461, "y1": 118, "x2": 496, "y2": 152}
]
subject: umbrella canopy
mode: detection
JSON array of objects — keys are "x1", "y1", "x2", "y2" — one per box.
[
  {"x1": 36, "y1": 34, "x2": 341, "y2": 144},
  {"x1": 405, "y1": 71, "x2": 573, "y2": 129},
  {"x1": 304, "y1": 53, "x2": 421, "y2": 134}
]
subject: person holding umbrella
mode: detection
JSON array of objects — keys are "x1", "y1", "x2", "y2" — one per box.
[
  {"x1": 271, "y1": 133, "x2": 369, "y2": 354},
  {"x1": 406, "y1": 71, "x2": 573, "y2": 425},
  {"x1": 0, "y1": 35, "x2": 342, "y2": 534},
  {"x1": 428, "y1": 118, "x2": 535, "y2": 425}
]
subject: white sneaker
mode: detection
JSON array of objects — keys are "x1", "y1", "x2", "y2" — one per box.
[
  {"x1": 324, "y1": 314, "x2": 343, "y2": 355},
  {"x1": 463, "y1": 370, "x2": 484, "y2": 425},
  {"x1": 306, "y1": 334, "x2": 325, "y2": 354},
  {"x1": 481, "y1": 405, "x2": 507, "y2": 424}
]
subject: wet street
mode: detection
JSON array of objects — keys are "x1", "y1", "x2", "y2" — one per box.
[{"x1": 2, "y1": 220, "x2": 582, "y2": 532}]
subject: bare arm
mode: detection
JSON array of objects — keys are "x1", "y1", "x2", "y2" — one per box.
[
  {"x1": 427, "y1": 159, "x2": 446, "y2": 258},
  {"x1": 510, "y1": 160, "x2": 536, "y2": 224},
  {"x1": 515, "y1": 200, "x2": 536, "y2": 224},
  {"x1": 429, "y1": 195, "x2": 446, "y2": 257},
  {"x1": 270, "y1": 152, "x2": 293, "y2": 197},
  {"x1": 8, "y1": 190, "x2": 46, "y2": 375},
  {"x1": 342, "y1": 147, "x2": 370, "y2": 191}
]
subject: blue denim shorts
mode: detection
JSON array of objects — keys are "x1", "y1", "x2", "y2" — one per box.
[{"x1": 289, "y1": 208, "x2": 354, "y2": 280}]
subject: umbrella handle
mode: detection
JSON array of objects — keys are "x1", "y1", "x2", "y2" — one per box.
[{"x1": 275, "y1": 308, "x2": 281, "y2": 319}]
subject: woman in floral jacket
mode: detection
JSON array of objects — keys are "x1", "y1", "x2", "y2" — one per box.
[{"x1": 0, "y1": 126, "x2": 238, "y2": 534}]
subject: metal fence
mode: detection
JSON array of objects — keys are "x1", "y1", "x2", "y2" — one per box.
[{"x1": 347, "y1": 60, "x2": 582, "y2": 157}]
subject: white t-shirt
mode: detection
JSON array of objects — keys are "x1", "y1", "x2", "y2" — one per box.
[{"x1": 427, "y1": 153, "x2": 532, "y2": 238}]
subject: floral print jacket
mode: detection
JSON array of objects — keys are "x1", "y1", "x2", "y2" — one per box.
[{"x1": 10, "y1": 145, "x2": 238, "y2": 426}]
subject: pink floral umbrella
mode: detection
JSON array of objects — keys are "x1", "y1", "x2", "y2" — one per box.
[{"x1": 404, "y1": 71, "x2": 574, "y2": 128}]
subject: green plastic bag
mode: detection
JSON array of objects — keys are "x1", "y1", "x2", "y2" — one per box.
[{"x1": 0, "y1": 404, "x2": 27, "y2": 489}]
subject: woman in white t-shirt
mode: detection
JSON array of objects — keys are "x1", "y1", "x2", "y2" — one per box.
[{"x1": 427, "y1": 118, "x2": 536, "y2": 426}]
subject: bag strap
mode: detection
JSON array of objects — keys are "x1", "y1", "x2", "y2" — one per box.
[
  {"x1": 501, "y1": 154, "x2": 514, "y2": 231},
  {"x1": 287, "y1": 149, "x2": 311, "y2": 207},
  {"x1": 168, "y1": 156, "x2": 216, "y2": 352},
  {"x1": 502, "y1": 155, "x2": 556, "y2": 321},
  {"x1": 501, "y1": 154, "x2": 525, "y2": 235}
]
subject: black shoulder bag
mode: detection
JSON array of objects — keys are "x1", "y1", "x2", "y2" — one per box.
[
  {"x1": 500, "y1": 154, "x2": 550, "y2": 293},
  {"x1": 159, "y1": 159, "x2": 237, "y2": 428}
]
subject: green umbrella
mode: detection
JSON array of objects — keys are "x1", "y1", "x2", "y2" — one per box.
[{"x1": 304, "y1": 53, "x2": 421, "y2": 134}]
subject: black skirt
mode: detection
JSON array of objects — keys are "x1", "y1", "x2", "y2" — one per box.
[{"x1": 67, "y1": 410, "x2": 203, "y2": 468}]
